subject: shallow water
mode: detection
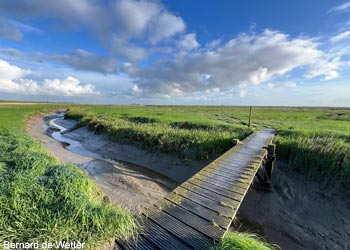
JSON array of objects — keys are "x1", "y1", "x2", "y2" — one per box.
[{"x1": 48, "y1": 111, "x2": 176, "y2": 189}]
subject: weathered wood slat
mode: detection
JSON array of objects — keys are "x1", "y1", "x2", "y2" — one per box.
[
  {"x1": 196, "y1": 172, "x2": 250, "y2": 189},
  {"x1": 202, "y1": 169, "x2": 253, "y2": 184},
  {"x1": 191, "y1": 175, "x2": 246, "y2": 195},
  {"x1": 173, "y1": 186, "x2": 235, "y2": 216},
  {"x1": 155, "y1": 199, "x2": 225, "y2": 240},
  {"x1": 187, "y1": 178, "x2": 244, "y2": 201},
  {"x1": 206, "y1": 163, "x2": 256, "y2": 174},
  {"x1": 144, "y1": 207, "x2": 214, "y2": 249},
  {"x1": 118, "y1": 234, "x2": 155, "y2": 250},
  {"x1": 180, "y1": 182, "x2": 240, "y2": 208},
  {"x1": 139, "y1": 215, "x2": 190, "y2": 250},
  {"x1": 165, "y1": 192, "x2": 231, "y2": 229},
  {"x1": 200, "y1": 168, "x2": 251, "y2": 182}
]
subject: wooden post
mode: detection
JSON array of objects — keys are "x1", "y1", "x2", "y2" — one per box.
[
  {"x1": 248, "y1": 106, "x2": 253, "y2": 128},
  {"x1": 264, "y1": 144, "x2": 276, "y2": 189}
]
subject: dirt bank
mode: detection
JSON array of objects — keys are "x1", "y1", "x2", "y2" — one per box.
[
  {"x1": 60, "y1": 122, "x2": 208, "y2": 184},
  {"x1": 26, "y1": 111, "x2": 174, "y2": 214},
  {"x1": 236, "y1": 161, "x2": 350, "y2": 250}
]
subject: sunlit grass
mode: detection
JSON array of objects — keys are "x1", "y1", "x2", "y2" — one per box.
[
  {"x1": 0, "y1": 105, "x2": 138, "y2": 249},
  {"x1": 216, "y1": 231, "x2": 278, "y2": 250}
]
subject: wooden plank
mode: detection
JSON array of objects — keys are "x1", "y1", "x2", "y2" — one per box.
[
  {"x1": 192, "y1": 175, "x2": 246, "y2": 195},
  {"x1": 207, "y1": 162, "x2": 258, "y2": 175},
  {"x1": 207, "y1": 161, "x2": 257, "y2": 172},
  {"x1": 215, "y1": 163, "x2": 258, "y2": 173},
  {"x1": 114, "y1": 242, "x2": 124, "y2": 250},
  {"x1": 155, "y1": 199, "x2": 225, "y2": 240},
  {"x1": 144, "y1": 207, "x2": 214, "y2": 249},
  {"x1": 180, "y1": 182, "x2": 240, "y2": 208},
  {"x1": 199, "y1": 169, "x2": 253, "y2": 184},
  {"x1": 212, "y1": 160, "x2": 251, "y2": 169},
  {"x1": 187, "y1": 178, "x2": 243, "y2": 202},
  {"x1": 205, "y1": 168, "x2": 255, "y2": 182},
  {"x1": 196, "y1": 171, "x2": 251, "y2": 188},
  {"x1": 197, "y1": 169, "x2": 249, "y2": 183},
  {"x1": 139, "y1": 215, "x2": 191, "y2": 250},
  {"x1": 173, "y1": 186, "x2": 235, "y2": 216},
  {"x1": 201, "y1": 168, "x2": 252, "y2": 181},
  {"x1": 118, "y1": 235, "x2": 155, "y2": 250},
  {"x1": 165, "y1": 193, "x2": 231, "y2": 229}
]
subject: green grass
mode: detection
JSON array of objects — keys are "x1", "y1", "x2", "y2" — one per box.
[
  {"x1": 65, "y1": 106, "x2": 251, "y2": 160},
  {"x1": 66, "y1": 105, "x2": 350, "y2": 192},
  {"x1": 0, "y1": 104, "x2": 137, "y2": 249},
  {"x1": 216, "y1": 231, "x2": 278, "y2": 250}
]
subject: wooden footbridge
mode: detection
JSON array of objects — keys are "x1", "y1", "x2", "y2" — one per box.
[{"x1": 117, "y1": 129, "x2": 276, "y2": 250}]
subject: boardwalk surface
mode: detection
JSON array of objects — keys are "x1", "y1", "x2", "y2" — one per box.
[{"x1": 117, "y1": 129, "x2": 276, "y2": 250}]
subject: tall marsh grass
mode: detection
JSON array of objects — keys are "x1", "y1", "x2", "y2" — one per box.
[
  {"x1": 65, "y1": 111, "x2": 251, "y2": 160},
  {"x1": 276, "y1": 131, "x2": 350, "y2": 190},
  {"x1": 0, "y1": 106, "x2": 138, "y2": 249}
]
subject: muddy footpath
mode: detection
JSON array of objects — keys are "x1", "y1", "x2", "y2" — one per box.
[{"x1": 27, "y1": 111, "x2": 350, "y2": 250}]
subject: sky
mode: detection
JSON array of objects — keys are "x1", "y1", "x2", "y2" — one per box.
[{"x1": 0, "y1": 0, "x2": 349, "y2": 106}]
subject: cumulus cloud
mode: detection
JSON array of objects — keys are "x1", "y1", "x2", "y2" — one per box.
[
  {"x1": 148, "y1": 12, "x2": 185, "y2": 44},
  {"x1": 0, "y1": 59, "x2": 98, "y2": 96},
  {"x1": 330, "y1": 31, "x2": 350, "y2": 43},
  {"x1": 51, "y1": 49, "x2": 118, "y2": 74},
  {"x1": 177, "y1": 33, "x2": 199, "y2": 51},
  {"x1": 128, "y1": 30, "x2": 331, "y2": 97},
  {"x1": 0, "y1": 0, "x2": 186, "y2": 61},
  {"x1": 305, "y1": 57, "x2": 341, "y2": 80}
]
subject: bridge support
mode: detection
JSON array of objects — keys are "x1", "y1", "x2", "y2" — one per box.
[{"x1": 256, "y1": 144, "x2": 276, "y2": 190}]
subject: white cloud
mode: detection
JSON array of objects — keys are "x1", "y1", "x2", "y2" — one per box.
[
  {"x1": 328, "y1": 1, "x2": 350, "y2": 14},
  {"x1": 205, "y1": 39, "x2": 221, "y2": 49},
  {"x1": 112, "y1": 36, "x2": 148, "y2": 62},
  {"x1": 149, "y1": 12, "x2": 185, "y2": 44},
  {"x1": 305, "y1": 57, "x2": 341, "y2": 80},
  {"x1": 330, "y1": 31, "x2": 350, "y2": 43},
  {"x1": 114, "y1": 0, "x2": 159, "y2": 39},
  {"x1": 51, "y1": 49, "x2": 118, "y2": 74},
  {"x1": 0, "y1": 59, "x2": 98, "y2": 96},
  {"x1": 129, "y1": 29, "x2": 327, "y2": 97},
  {"x1": 42, "y1": 77, "x2": 97, "y2": 96},
  {"x1": 0, "y1": 0, "x2": 186, "y2": 62},
  {"x1": 178, "y1": 33, "x2": 199, "y2": 51}
]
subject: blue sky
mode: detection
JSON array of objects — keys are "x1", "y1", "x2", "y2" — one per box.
[{"x1": 0, "y1": 0, "x2": 349, "y2": 106}]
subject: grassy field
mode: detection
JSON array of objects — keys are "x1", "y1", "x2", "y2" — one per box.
[
  {"x1": 66, "y1": 105, "x2": 350, "y2": 191},
  {"x1": 0, "y1": 104, "x2": 137, "y2": 249}
]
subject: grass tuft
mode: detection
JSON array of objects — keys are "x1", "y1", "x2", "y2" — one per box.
[{"x1": 216, "y1": 231, "x2": 278, "y2": 250}]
